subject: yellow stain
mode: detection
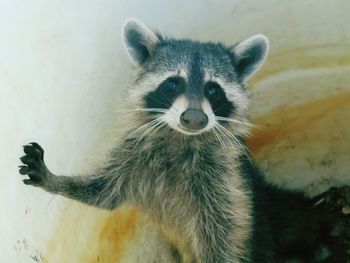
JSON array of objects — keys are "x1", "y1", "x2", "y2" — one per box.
[
  {"x1": 251, "y1": 44, "x2": 350, "y2": 85},
  {"x1": 46, "y1": 204, "x2": 147, "y2": 263},
  {"x1": 248, "y1": 92, "x2": 350, "y2": 155}
]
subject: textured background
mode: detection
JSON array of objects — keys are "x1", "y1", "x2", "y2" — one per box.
[{"x1": 1, "y1": 0, "x2": 350, "y2": 262}]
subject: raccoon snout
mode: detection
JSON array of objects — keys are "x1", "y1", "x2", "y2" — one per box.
[{"x1": 180, "y1": 109, "x2": 208, "y2": 130}]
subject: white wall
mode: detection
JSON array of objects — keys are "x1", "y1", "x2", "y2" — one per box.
[{"x1": 1, "y1": 0, "x2": 350, "y2": 262}]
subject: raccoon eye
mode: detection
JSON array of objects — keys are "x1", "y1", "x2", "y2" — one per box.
[
  {"x1": 163, "y1": 77, "x2": 180, "y2": 92},
  {"x1": 205, "y1": 82, "x2": 224, "y2": 101}
]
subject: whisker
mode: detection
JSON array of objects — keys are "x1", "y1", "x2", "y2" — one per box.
[
  {"x1": 148, "y1": 121, "x2": 166, "y2": 138},
  {"x1": 128, "y1": 117, "x2": 162, "y2": 138},
  {"x1": 216, "y1": 123, "x2": 254, "y2": 166},
  {"x1": 136, "y1": 105, "x2": 180, "y2": 117},
  {"x1": 135, "y1": 121, "x2": 166, "y2": 149},
  {"x1": 217, "y1": 123, "x2": 247, "y2": 150},
  {"x1": 214, "y1": 116, "x2": 259, "y2": 128},
  {"x1": 113, "y1": 108, "x2": 165, "y2": 115},
  {"x1": 212, "y1": 126, "x2": 227, "y2": 151},
  {"x1": 135, "y1": 108, "x2": 168, "y2": 113},
  {"x1": 134, "y1": 120, "x2": 163, "y2": 147},
  {"x1": 215, "y1": 125, "x2": 234, "y2": 149},
  {"x1": 169, "y1": 106, "x2": 180, "y2": 114}
]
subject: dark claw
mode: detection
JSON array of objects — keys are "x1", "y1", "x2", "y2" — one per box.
[
  {"x1": 29, "y1": 142, "x2": 44, "y2": 159},
  {"x1": 23, "y1": 179, "x2": 39, "y2": 186},
  {"x1": 23, "y1": 179, "x2": 31, "y2": 185},
  {"x1": 19, "y1": 142, "x2": 49, "y2": 188},
  {"x1": 19, "y1": 165, "x2": 29, "y2": 175},
  {"x1": 20, "y1": 155, "x2": 34, "y2": 165},
  {"x1": 23, "y1": 145, "x2": 39, "y2": 156}
]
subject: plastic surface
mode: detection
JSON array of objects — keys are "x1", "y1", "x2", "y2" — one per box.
[{"x1": 1, "y1": 0, "x2": 350, "y2": 262}]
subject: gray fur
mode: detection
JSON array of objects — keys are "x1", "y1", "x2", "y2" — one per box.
[
  {"x1": 123, "y1": 18, "x2": 161, "y2": 65},
  {"x1": 19, "y1": 19, "x2": 271, "y2": 263}
]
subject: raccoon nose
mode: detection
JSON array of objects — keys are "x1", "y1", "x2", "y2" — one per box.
[{"x1": 180, "y1": 109, "x2": 208, "y2": 130}]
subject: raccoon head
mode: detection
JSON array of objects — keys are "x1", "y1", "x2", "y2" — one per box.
[{"x1": 122, "y1": 18, "x2": 268, "y2": 137}]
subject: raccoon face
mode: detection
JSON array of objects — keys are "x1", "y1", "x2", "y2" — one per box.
[{"x1": 123, "y1": 19, "x2": 269, "y2": 136}]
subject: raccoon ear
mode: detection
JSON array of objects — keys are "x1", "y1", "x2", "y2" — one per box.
[
  {"x1": 122, "y1": 18, "x2": 160, "y2": 65},
  {"x1": 233, "y1": 34, "x2": 269, "y2": 84}
]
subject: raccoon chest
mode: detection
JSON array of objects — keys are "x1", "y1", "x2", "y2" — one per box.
[{"x1": 137, "y1": 147, "x2": 204, "y2": 174}]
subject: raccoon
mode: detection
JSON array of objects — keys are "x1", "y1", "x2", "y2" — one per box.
[{"x1": 19, "y1": 19, "x2": 334, "y2": 262}]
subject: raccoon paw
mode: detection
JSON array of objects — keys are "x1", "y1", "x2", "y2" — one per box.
[{"x1": 19, "y1": 142, "x2": 51, "y2": 188}]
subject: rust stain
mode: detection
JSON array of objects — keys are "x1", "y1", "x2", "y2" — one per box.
[
  {"x1": 91, "y1": 207, "x2": 144, "y2": 263},
  {"x1": 251, "y1": 44, "x2": 350, "y2": 85},
  {"x1": 247, "y1": 92, "x2": 350, "y2": 154},
  {"x1": 45, "y1": 204, "x2": 146, "y2": 263}
]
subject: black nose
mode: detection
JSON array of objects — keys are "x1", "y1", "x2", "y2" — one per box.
[{"x1": 180, "y1": 109, "x2": 208, "y2": 130}]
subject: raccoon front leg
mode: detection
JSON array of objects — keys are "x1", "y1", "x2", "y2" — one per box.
[{"x1": 19, "y1": 142, "x2": 125, "y2": 210}]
